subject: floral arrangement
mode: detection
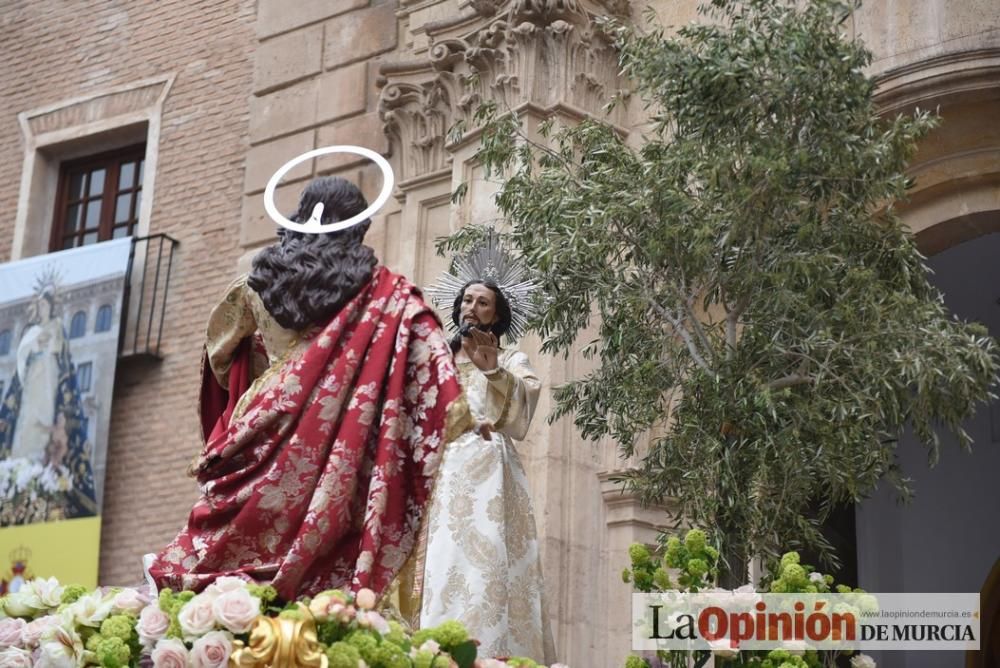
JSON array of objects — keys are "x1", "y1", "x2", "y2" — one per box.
[
  {"x1": 621, "y1": 529, "x2": 877, "y2": 668},
  {"x1": 0, "y1": 458, "x2": 73, "y2": 525},
  {"x1": 0, "y1": 576, "x2": 567, "y2": 668}
]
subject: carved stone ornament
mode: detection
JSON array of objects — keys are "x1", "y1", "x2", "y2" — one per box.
[
  {"x1": 230, "y1": 606, "x2": 328, "y2": 668},
  {"x1": 378, "y1": 0, "x2": 630, "y2": 183}
]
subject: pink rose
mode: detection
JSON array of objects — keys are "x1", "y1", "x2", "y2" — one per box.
[
  {"x1": 20, "y1": 615, "x2": 59, "y2": 649},
  {"x1": 210, "y1": 588, "x2": 261, "y2": 634},
  {"x1": 151, "y1": 638, "x2": 189, "y2": 668},
  {"x1": 354, "y1": 588, "x2": 376, "y2": 610},
  {"x1": 137, "y1": 605, "x2": 171, "y2": 649},
  {"x1": 0, "y1": 617, "x2": 26, "y2": 648},
  {"x1": 189, "y1": 630, "x2": 233, "y2": 668},
  {"x1": 308, "y1": 594, "x2": 334, "y2": 620},
  {"x1": 355, "y1": 610, "x2": 389, "y2": 634},
  {"x1": 178, "y1": 594, "x2": 216, "y2": 640},
  {"x1": 0, "y1": 646, "x2": 32, "y2": 667},
  {"x1": 112, "y1": 588, "x2": 149, "y2": 615},
  {"x1": 419, "y1": 639, "x2": 442, "y2": 654}
]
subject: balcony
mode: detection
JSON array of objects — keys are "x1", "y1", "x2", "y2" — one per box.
[{"x1": 118, "y1": 234, "x2": 178, "y2": 360}]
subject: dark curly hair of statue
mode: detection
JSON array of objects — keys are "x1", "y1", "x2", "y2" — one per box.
[{"x1": 247, "y1": 176, "x2": 378, "y2": 331}]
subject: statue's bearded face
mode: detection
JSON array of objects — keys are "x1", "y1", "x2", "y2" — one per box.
[{"x1": 460, "y1": 283, "x2": 498, "y2": 328}]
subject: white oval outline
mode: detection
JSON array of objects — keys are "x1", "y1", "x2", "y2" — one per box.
[{"x1": 263, "y1": 145, "x2": 394, "y2": 234}]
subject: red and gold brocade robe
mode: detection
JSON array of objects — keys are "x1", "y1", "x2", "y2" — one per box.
[{"x1": 148, "y1": 267, "x2": 473, "y2": 601}]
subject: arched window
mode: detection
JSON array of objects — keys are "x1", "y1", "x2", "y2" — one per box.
[
  {"x1": 0, "y1": 330, "x2": 10, "y2": 356},
  {"x1": 69, "y1": 311, "x2": 87, "y2": 339},
  {"x1": 95, "y1": 304, "x2": 113, "y2": 333}
]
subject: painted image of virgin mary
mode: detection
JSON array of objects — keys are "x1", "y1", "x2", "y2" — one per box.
[{"x1": 0, "y1": 281, "x2": 97, "y2": 525}]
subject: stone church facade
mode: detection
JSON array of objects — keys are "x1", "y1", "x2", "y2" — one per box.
[{"x1": 0, "y1": 1, "x2": 997, "y2": 665}]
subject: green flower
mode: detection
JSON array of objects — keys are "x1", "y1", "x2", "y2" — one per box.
[
  {"x1": 247, "y1": 584, "x2": 279, "y2": 605},
  {"x1": 686, "y1": 558, "x2": 708, "y2": 578},
  {"x1": 684, "y1": 529, "x2": 707, "y2": 554},
  {"x1": 625, "y1": 655, "x2": 650, "y2": 668},
  {"x1": 100, "y1": 615, "x2": 134, "y2": 642},
  {"x1": 629, "y1": 543, "x2": 651, "y2": 567},
  {"x1": 345, "y1": 630, "x2": 379, "y2": 663},
  {"x1": 60, "y1": 584, "x2": 89, "y2": 605},
  {"x1": 781, "y1": 564, "x2": 806, "y2": 583},
  {"x1": 632, "y1": 569, "x2": 654, "y2": 591},
  {"x1": 326, "y1": 641, "x2": 363, "y2": 668},
  {"x1": 384, "y1": 621, "x2": 409, "y2": 649},
  {"x1": 780, "y1": 553, "x2": 800, "y2": 567},
  {"x1": 412, "y1": 650, "x2": 435, "y2": 668},
  {"x1": 653, "y1": 567, "x2": 671, "y2": 590},
  {"x1": 506, "y1": 658, "x2": 540, "y2": 667},
  {"x1": 664, "y1": 537, "x2": 684, "y2": 567},
  {"x1": 94, "y1": 635, "x2": 131, "y2": 668},
  {"x1": 432, "y1": 657, "x2": 451, "y2": 668},
  {"x1": 412, "y1": 628, "x2": 434, "y2": 648},
  {"x1": 278, "y1": 607, "x2": 305, "y2": 621},
  {"x1": 372, "y1": 641, "x2": 410, "y2": 668},
  {"x1": 431, "y1": 620, "x2": 468, "y2": 647},
  {"x1": 622, "y1": 568, "x2": 632, "y2": 584}
]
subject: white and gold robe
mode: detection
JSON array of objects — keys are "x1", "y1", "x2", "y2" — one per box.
[{"x1": 418, "y1": 349, "x2": 556, "y2": 662}]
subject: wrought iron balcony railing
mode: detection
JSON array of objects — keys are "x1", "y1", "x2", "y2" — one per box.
[{"x1": 118, "y1": 233, "x2": 178, "y2": 359}]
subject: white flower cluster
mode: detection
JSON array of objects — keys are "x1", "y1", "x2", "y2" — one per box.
[
  {"x1": 0, "y1": 579, "x2": 159, "y2": 667},
  {"x1": 0, "y1": 458, "x2": 72, "y2": 500},
  {"x1": 0, "y1": 576, "x2": 266, "y2": 668}
]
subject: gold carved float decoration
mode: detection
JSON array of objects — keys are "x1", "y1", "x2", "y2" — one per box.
[{"x1": 230, "y1": 605, "x2": 328, "y2": 668}]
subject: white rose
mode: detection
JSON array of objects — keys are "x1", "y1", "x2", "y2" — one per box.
[
  {"x1": 35, "y1": 625, "x2": 83, "y2": 668},
  {"x1": 20, "y1": 615, "x2": 60, "y2": 648},
  {"x1": 203, "y1": 576, "x2": 248, "y2": 600},
  {"x1": 850, "y1": 654, "x2": 877, "y2": 668},
  {"x1": 178, "y1": 594, "x2": 217, "y2": 639},
  {"x1": 189, "y1": 630, "x2": 233, "y2": 668},
  {"x1": 0, "y1": 617, "x2": 26, "y2": 647},
  {"x1": 112, "y1": 588, "x2": 149, "y2": 614},
  {"x1": 210, "y1": 588, "x2": 261, "y2": 634},
  {"x1": 151, "y1": 637, "x2": 190, "y2": 668},
  {"x1": 809, "y1": 572, "x2": 826, "y2": 584},
  {"x1": 0, "y1": 646, "x2": 32, "y2": 667},
  {"x1": 66, "y1": 590, "x2": 114, "y2": 627},
  {"x1": 25, "y1": 578, "x2": 63, "y2": 611},
  {"x1": 2, "y1": 591, "x2": 41, "y2": 618},
  {"x1": 366, "y1": 610, "x2": 390, "y2": 635},
  {"x1": 137, "y1": 604, "x2": 172, "y2": 649},
  {"x1": 419, "y1": 639, "x2": 441, "y2": 654}
]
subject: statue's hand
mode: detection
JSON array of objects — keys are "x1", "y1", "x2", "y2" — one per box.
[
  {"x1": 476, "y1": 420, "x2": 494, "y2": 441},
  {"x1": 463, "y1": 328, "x2": 498, "y2": 373}
]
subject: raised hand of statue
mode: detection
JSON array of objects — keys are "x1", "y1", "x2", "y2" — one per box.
[
  {"x1": 476, "y1": 420, "x2": 495, "y2": 442},
  {"x1": 462, "y1": 328, "x2": 498, "y2": 373}
]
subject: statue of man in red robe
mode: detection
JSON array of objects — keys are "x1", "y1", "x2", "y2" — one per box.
[{"x1": 147, "y1": 177, "x2": 473, "y2": 601}]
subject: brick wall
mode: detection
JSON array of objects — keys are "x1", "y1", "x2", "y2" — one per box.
[{"x1": 0, "y1": 0, "x2": 257, "y2": 584}]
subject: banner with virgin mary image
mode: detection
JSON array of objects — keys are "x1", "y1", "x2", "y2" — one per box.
[{"x1": 0, "y1": 238, "x2": 131, "y2": 590}]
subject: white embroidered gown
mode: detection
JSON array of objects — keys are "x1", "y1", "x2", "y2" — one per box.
[{"x1": 419, "y1": 349, "x2": 556, "y2": 662}]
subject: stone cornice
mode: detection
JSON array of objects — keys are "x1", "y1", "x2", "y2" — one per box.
[{"x1": 874, "y1": 47, "x2": 1000, "y2": 114}]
